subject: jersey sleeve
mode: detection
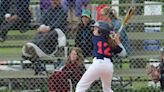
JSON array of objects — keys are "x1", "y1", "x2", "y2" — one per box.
[{"x1": 111, "y1": 43, "x2": 127, "y2": 57}]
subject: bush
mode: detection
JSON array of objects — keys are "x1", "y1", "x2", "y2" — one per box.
[
  {"x1": 0, "y1": 86, "x2": 9, "y2": 92},
  {"x1": 114, "y1": 87, "x2": 138, "y2": 92},
  {"x1": 138, "y1": 86, "x2": 161, "y2": 92},
  {"x1": 113, "y1": 86, "x2": 161, "y2": 92}
]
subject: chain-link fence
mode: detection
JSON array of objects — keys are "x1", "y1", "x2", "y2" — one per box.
[{"x1": 0, "y1": 0, "x2": 164, "y2": 92}]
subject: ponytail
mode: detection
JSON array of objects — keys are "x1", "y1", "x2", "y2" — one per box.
[
  {"x1": 101, "y1": 7, "x2": 122, "y2": 20},
  {"x1": 107, "y1": 35, "x2": 117, "y2": 49}
]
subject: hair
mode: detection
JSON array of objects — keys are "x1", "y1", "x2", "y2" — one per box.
[
  {"x1": 98, "y1": 28, "x2": 117, "y2": 49},
  {"x1": 98, "y1": 29, "x2": 108, "y2": 38},
  {"x1": 101, "y1": 7, "x2": 121, "y2": 20},
  {"x1": 65, "y1": 47, "x2": 84, "y2": 66}
]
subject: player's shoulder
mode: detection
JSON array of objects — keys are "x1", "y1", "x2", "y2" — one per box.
[
  {"x1": 112, "y1": 19, "x2": 121, "y2": 25},
  {"x1": 93, "y1": 36, "x2": 106, "y2": 42}
]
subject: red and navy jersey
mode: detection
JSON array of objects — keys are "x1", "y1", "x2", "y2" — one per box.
[{"x1": 92, "y1": 36, "x2": 122, "y2": 59}]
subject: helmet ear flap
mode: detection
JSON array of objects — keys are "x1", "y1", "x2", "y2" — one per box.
[
  {"x1": 98, "y1": 28, "x2": 102, "y2": 36},
  {"x1": 98, "y1": 28, "x2": 101, "y2": 34}
]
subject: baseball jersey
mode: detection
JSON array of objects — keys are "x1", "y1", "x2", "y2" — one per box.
[{"x1": 92, "y1": 36, "x2": 122, "y2": 60}]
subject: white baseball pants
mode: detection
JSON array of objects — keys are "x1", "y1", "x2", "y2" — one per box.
[{"x1": 76, "y1": 57, "x2": 114, "y2": 92}]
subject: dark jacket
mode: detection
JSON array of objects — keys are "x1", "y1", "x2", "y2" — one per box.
[
  {"x1": 159, "y1": 61, "x2": 164, "y2": 90},
  {"x1": 41, "y1": 5, "x2": 68, "y2": 31},
  {"x1": 40, "y1": 0, "x2": 51, "y2": 13},
  {"x1": 0, "y1": 0, "x2": 31, "y2": 22},
  {"x1": 15, "y1": 0, "x2": 31, "y2": 21},
  {"x1": 0, "y1": 0, "x2": 10, "y2": 22},
  {"x1": 75, "y1": 20, "x2": 95, "y2": 57},
  {"x1": 159, "y1": 61, "x2": 164, "y2": 76},
  {"x1": 32, "y1": 30, "x2": 58, "y2": 54}
]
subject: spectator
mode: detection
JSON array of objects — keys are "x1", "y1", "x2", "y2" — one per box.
[
  {"x1": 100, "y1": 7, "x2": 132, "y2": 68},
  {"x1": 40, "y1": 0, "x2": 51, "y2": 15},
  {"x1": 0, "y1": 0, "x2": 13, "y2": 25},
  {"x1": 41, "y1": 0, "x2": 68, "y2": 32},
  {"x1": 22, "y1": 27, "x2": 66, "y2": 75},
  {"x1": 61, "y1": 0, "x2": 90, "y2": 17},
  {"x1": 48, "y1": 47, "x2": 86, "y2": 92},
  {"x1": 0, "y1": 0, "x2": 31, "y2": 42},
  {"x1": 75, "y1": 9, "x2": 94, "y2": 57}
]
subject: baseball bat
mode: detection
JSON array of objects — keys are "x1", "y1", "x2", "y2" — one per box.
[{"x1": 117, "y1": 6, "x2": 136, "y2": 34}]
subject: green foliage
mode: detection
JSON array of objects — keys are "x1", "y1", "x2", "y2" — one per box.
[
  {"x1": 90, "y1": 0, "x2": 111, "y2": 4},
  {"x1": 113, "y1": 86, "x2": 161, "y2": 92},
  {"x1": 0, "y1": 87, "x2": 9, "y2": 92},
  {"x1": 114, "y1": 87, "x2": 137, "y2": 92},
  {"x1": 138, "y1": 86, "x2": 161, "y2": 92}
]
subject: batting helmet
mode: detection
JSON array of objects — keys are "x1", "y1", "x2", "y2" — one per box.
[{"x1": 92, "y1": 21, "x2": 112, "y2": 35}]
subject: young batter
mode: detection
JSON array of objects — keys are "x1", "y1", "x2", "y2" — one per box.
[{"x1": 75, "y1": 21, "x2": 126, "y2": 92}]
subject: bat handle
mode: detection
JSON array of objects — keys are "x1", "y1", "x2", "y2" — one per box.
[
  {"x1": 109, "y1": 24, "x2": 124, "y2": 39},
  {"x1": 117, "y1": 24, "x2": 124, "y2": 34}
]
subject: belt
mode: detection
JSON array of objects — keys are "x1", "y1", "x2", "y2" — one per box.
[
  {"x1": 96, "y1": 57, "x2": 104, "y2": 59},
  {"x1": 95, "y1": 57, "x2": 113, "y2": 62},
  {"x1": 95, "y1": 56, "x2": 111, "y2": 60}
]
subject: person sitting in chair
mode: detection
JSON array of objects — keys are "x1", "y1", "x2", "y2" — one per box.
[
  {"x1": 48, "y1": 47, "x2": 86, "y2": 92},
  {"x1": 0, "y1": 0, "x2": 31, "y2": 42},
  {"x1": 22, "y1": 26, "x2": 66, "y2": 75}
]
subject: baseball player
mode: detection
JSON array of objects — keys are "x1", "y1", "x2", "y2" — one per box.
[
  {"x1": 75, "y1": 21, "x2": 126, "y2": 92},
  {"x1": 100, "y1": 7, "x2": 132, "y2": 55}
]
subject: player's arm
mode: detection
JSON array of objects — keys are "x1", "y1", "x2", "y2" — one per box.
[
  {"x1": 117, "y1": 43, "x2": 126, "y2": 57},
  {"x1": 111, "y1": 33, "x2": 127, "y2": 57}
]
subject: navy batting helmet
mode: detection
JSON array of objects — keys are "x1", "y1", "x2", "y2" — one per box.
[{"x1": 92, "y1": 21, "x2": 112, "y2": 35}]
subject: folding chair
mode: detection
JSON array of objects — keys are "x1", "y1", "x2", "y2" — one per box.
[{"x1": 22, "y1": 28, "x2": 67, "y2": 74}]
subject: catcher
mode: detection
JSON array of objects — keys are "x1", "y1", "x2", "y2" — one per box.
[
  {"x1": 159, "y1": 47, "x2": 164, "y2": 91},
  {"x1": 146, "y1": 47, "x2": 164, "y2": 91}
]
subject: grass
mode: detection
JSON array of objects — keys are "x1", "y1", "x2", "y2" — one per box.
[
  {"x1": 0, "y1": 48, "x2": 21, "y2": 55},
  {"x1": 133, "y1": 82, "x2": 148, "y2": 89},
  {"x1": 0, "y1": 48, "x2": 21, "y2": 60},
  {"x1": 90, "y1": 0, "x2": 111, "y2": 4},
  {"x1": 30, "y1": 0, "x2": 39, "y2": 3},
  {"x1": 0, "y1": 30, "x2": 35, "y2": 59},
  {"x1": 122, "y1": 63, "x2": 129, "y2": 69},
  {"x1": 1, "y1": 41, "x2": 27, "y2": 45},
  {"x1": 8, "y1": 30, "x2": 35, "y2": 35}
]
